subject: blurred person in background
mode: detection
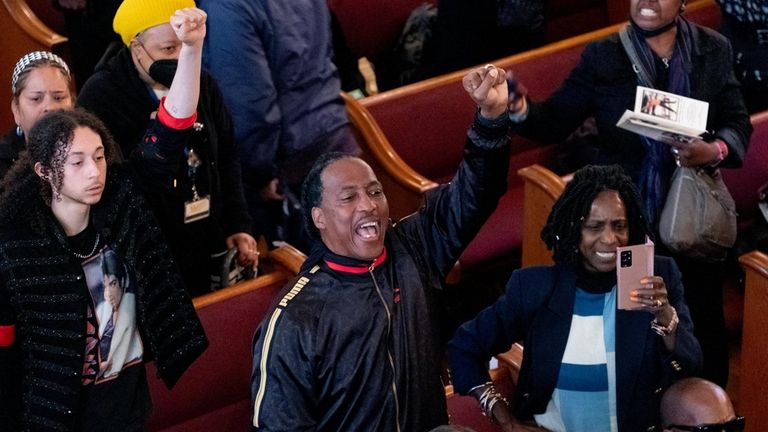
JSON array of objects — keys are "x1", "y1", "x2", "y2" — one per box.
[
  {"x1": 199, "y1": 0, "x2": 360, "y2": 251},
  {"x1": 716, "y1": 0, "x2": 768, "y2": 112},
  {"x1": 661, "y1": 377, "x2": 744, "y2": 432}
]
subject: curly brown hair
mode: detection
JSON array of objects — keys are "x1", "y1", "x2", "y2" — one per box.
[{"x1": 0, "y1": 109, "x2": 120, "y2": 224}]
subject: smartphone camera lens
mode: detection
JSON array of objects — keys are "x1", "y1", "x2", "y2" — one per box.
[{"x1": 620, "y1": 250, "x2": 632, "y2": 268}]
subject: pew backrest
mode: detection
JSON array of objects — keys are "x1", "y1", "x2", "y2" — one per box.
[
  {"x1": 328, "y1": 0, "x2": 435, "y2": 60},
  {"x1": 722, "y1": 110, "x2": 768, "y2": 229},
  {"x1": 352, "y1": 0, "x2": 719, "y2": 273},
  {"x1": 145, "y1": 245, "x2": 306, "y2": 432},
  {"x1": 343, "y1": 91, "x2": 437, "y2": 219},
  {"x1": 446, "y1": 343, "x2": 523, "y2": 431},
  {"x1": 360, "y1": 0, "x2": 720, "y2": 188},
  {"x1": 24, "y1": 0, "x2": 65, "y2": 34},
  {"x1": 738, "y1": 250, "x2": 768, "y2": 432},
  {"x1": 518, "y1": 164, "x2": 568, "y2": 267},
  {"x1": 358, "y1": 1, "x2": 721, "y2": 271}
]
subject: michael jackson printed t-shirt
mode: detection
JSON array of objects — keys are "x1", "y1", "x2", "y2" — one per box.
[{"x1": 69, "y1": 225, "x2": 151, "y2": 430}]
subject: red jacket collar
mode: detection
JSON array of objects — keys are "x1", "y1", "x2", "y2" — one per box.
[{"x1": 324, "y1": 247, "x2": 387, "y2": 274}]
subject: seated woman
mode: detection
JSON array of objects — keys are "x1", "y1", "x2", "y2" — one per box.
[
  {"x1": 448, "y1": 165, "x2": 702, "y2": 432},
  {"x1": 1, "y1": 51, "x2": 75, "y2": 179}
]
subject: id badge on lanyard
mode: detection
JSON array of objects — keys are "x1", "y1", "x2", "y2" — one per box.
[{"x1": 184, "y1": 146, "x2": 211, "y2": 224}]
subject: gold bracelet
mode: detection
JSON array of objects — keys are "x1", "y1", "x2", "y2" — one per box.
[{"x1": 651, "y1": 306, "x2": 678, "y2": 336}]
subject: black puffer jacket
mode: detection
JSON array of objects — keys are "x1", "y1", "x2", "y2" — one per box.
[
  {"x1": 0, "y1": 167, "x2": 208, "y2": 431},
  {"x1": 250, "y1": 121, "x2": 510, "y2": 432}
]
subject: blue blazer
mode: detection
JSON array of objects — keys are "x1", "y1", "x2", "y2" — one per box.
[{"x1": 448, "y1": 256, "x2": 702, "y2": 432}]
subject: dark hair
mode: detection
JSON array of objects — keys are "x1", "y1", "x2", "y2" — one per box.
[
  {"x1": 1, "y1": 109, "x2": 120, "y2": 206},
  {"x1": 101, "y1": 249, "x2": 130, "y2": 293},
  {"x1": 300, "y1": 152, "x2": 357, "y2": 240},
  {"x1": 541, "y1": 164, "x2": 651, "y2": 266}
]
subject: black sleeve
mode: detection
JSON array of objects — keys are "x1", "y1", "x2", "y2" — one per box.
[
  {"x1": 411, "y1": 112, "x2": 511, "y2": 276},
  {"x1": 0, "y1": 283, "x2": 21, "y2": 429},
  {"x1": 520, "y1": 41, "x2": 604, "y2": 143},
  {"x1": 205, "y1": 78, "x2": 254, "y2": 236}
]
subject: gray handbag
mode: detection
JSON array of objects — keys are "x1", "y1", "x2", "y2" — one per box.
[{"x1": 659, "y1": 166, "x2": 737, "y2": 261}]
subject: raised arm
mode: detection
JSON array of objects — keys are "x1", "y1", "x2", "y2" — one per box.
[
  {"x1": 163, "y1": 7, "x2": 207, "y2": 119},
  {"x1": 129, "y1": 7, "x2": 208, "y2": 174},
  {"x1": 405, "y1": 65, "x2": 512, "y2": 274}
]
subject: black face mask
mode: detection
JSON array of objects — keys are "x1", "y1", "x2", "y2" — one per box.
[
  {"x1": 629, "y1": 17, "x2": 677, "y2": 38},
  {"x1": 148, "y1": 59, "x2": 178, "y2": 88}
]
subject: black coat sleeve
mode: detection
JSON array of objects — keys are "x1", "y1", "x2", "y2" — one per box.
[
  {"x1": 0, "y1": 279, "x2": 21, "y2": 429},
  {"x1": 201, "y1": 77, "x2": 253, "y2": 236},
  {"x1": 406, "y1": 113, "x2": 511, "y2": 276}
]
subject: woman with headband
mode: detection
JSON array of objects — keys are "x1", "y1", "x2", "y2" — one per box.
[{"x1": 2, "y1": 51, "x2": 75, "y2": 179}]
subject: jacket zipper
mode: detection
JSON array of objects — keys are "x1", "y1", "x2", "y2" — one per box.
[{"x1": 369, "y1": 264, "x2": 401, "y2": 432}]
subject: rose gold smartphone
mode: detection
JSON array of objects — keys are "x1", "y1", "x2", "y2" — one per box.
[{"x1": 616, "y1": 238, "x2": 654, "y2": 310}]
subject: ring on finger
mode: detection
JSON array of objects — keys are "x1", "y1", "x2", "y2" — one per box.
[{"x1": 655, "y1": 299, "x2": 663, "y2": 307}]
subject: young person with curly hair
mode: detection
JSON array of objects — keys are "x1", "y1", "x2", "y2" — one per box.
[{"x1": 0, "y1": 108, "x2": 208, "y2": 431}]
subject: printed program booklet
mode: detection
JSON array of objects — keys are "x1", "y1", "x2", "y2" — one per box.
[{"x1": 616, "y1": 86, "x2": 709, "y2": 142}]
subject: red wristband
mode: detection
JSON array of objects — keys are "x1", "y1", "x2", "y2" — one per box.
[
  {"x1": 0, "y1": 324, "x2": 15, "y2": 347},
  {"x1": 158, "y1": 97, "x2": 197, "y2": 130},
  {"x1": 715, "y1": 139, "x2": 729, "y2": 159},
  {"x1": 711, "y1": 139, "x2": 728, "y2": 166}
]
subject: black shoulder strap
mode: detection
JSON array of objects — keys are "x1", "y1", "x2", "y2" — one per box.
[{"x1": 619, "y1": 26, "x2": 653, "y2": 88}]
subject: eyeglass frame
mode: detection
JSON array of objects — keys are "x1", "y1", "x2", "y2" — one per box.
[{"x1": 666, "y1": 416, "x2": 745, "y2": 432}]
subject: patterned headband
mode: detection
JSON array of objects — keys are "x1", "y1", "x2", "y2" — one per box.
[{"x1": 11, "y1": 51, "x2": 71, "y2": 94}]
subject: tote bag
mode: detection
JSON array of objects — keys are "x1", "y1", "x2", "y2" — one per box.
[{"x1": 659, "y1": 166, "x2": 737, "y2": 261}]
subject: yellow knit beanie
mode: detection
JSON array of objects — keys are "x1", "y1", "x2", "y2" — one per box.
[{"x1": 113, "y1": 0, "x2": 196, "y2": 46}]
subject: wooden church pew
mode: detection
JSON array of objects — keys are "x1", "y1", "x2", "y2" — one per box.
[
  {"x1": 446, "y1": 343, "x2": 524, "y2": 431},
  {"x1": 145, "y1": 244, "x2": 306, "y2": 432},
  {"x1": 737, "y1": 250, "x2": 768, "y2": 432},
  {"x1": 721, "y1": 110, "x2": 768, "y2": 234},
  {"x1": 359, "y1": 0, "x2": 721, "y2": 273},
  {"x1": 518, "y1": 164, "x2": 569, "y2": 267},
  {"x1": 343, "y1": 91, "x2": 437, "y2": 219}
]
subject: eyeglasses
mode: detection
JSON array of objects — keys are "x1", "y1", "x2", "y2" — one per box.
[{"x1": 667, "y1": 416, "x2": 745, "y2": 432}]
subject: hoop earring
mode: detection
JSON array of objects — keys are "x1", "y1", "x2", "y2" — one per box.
[{"x1": 16, "y1": 125, "x2": 23, "y2": 137}]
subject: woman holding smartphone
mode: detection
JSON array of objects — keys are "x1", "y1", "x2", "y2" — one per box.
[{"x1": 447, "y1": 165, "x2": 701, "y2": 432}]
